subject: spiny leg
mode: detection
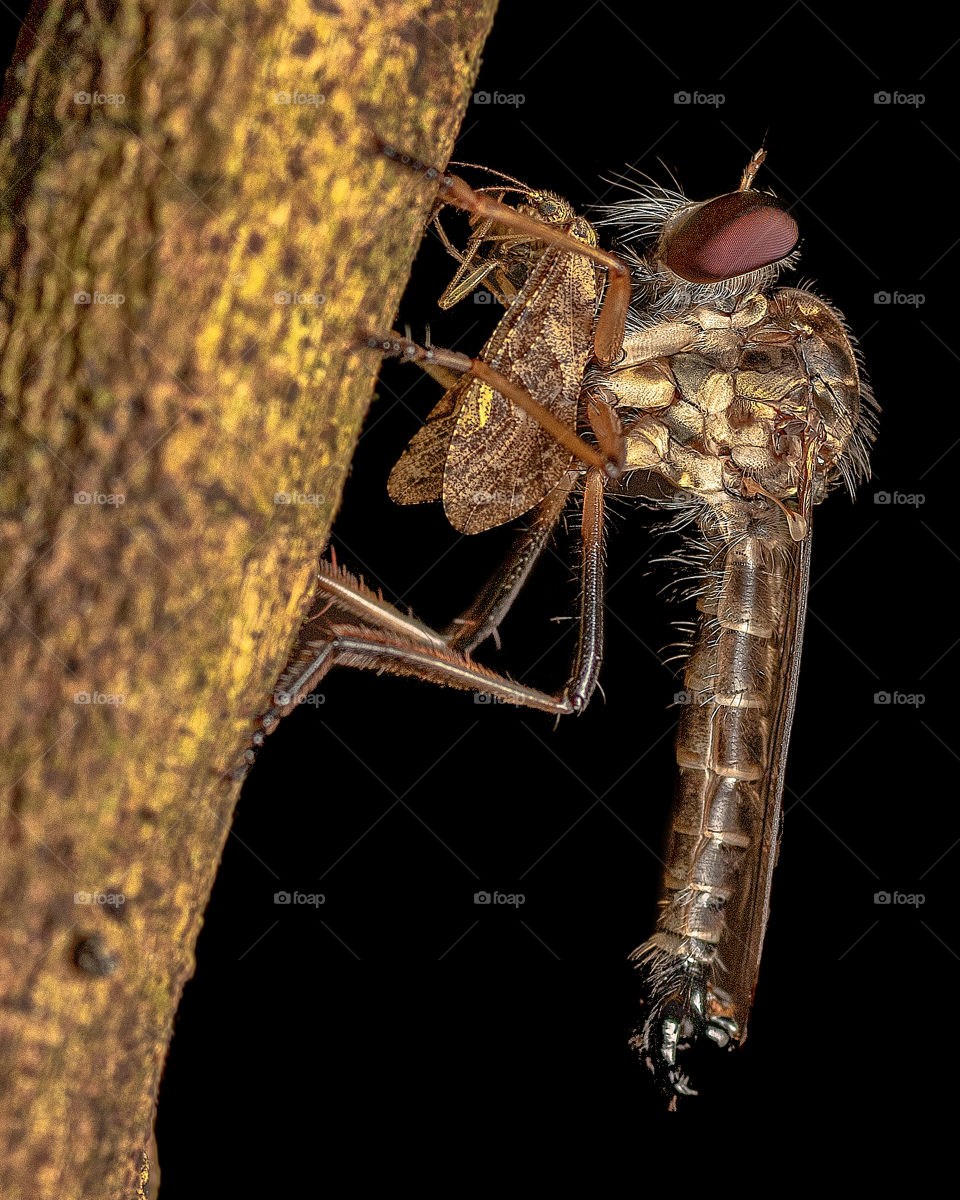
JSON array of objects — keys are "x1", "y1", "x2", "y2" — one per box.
[
  {"x1": 252, "y1": 561, "x2": 450, "y2": 749},
  {"x1": 443, "y1": 473, "x2": 576, "y2": 654},
  {"x1": 257, "y1": 474, "x2": 611, "y2": 743},
  {"x1": 264, "y1": 571, "x2": 575, "y2": 721},
  {"x1": 299, "y1": 625, "x2": 574, "y2": 715},
  {"x1": 566, "y1": 467, "x2": 606, "y2": 712}
]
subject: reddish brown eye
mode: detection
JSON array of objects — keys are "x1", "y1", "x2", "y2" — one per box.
[{"x1": 664, "y1": 192, "x2": 798, "y2": 284}]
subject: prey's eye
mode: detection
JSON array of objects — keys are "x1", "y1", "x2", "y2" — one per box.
[
  {"x1": 663, "y1": 192, "x2": 798, "y2": 284},
  {"x1": 540, "y1": 200, "x2": 559, "y2": 217}
]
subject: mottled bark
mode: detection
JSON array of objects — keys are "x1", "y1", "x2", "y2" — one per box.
[{"x1": 0, "y1": 1, "x2": 497, "y2": 1194}]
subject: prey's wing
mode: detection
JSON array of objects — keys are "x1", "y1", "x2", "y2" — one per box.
[
  {"x1": 387, "y1": 386, "x2": 462, "y2": 506},
  {"x1": 719, "y1": 512, "x2": 812, "y2": 1040},
  {"x1": 442, "y1": 242, "x2": 598, "y2": 535}
]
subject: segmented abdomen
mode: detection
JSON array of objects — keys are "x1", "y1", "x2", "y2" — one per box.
[{"x1": 634, "y1": 511, "x2": 792, "y2": 980}]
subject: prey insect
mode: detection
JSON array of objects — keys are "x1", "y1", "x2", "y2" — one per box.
[
  {"x1": 262, "y1": 145, "x2": 875, "y2": 1103},
  {"x1": 430, "y1": 163, "x2": 580, "y2": 312}
]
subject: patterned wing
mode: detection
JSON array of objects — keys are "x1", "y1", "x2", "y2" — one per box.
[
  {"x1": 442, "y1": 242, "x2": 599, "y2": 535},
  {"x1": 387, "y1": 385, "x2": 463, "y2": 506}
]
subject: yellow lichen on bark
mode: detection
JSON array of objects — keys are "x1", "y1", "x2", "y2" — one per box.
[{"x1": 0, "y1": 1, "x2": 497, "y2": 1195}]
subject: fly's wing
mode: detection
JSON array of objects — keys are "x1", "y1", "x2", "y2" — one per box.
[
  {"x1": 718, "y1": 512, "x2": 812, "y2": 1041},
  {"x1": 387, "y1": 386, "x2": 463, "y2": 506},
  {"x1": 442, "y1": 241, "x2": 599, "y2": 535}
]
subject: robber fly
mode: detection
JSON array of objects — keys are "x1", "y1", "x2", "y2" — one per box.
[{"x1": 259, "y1": 145, "x2": 875, "y2": 1102}]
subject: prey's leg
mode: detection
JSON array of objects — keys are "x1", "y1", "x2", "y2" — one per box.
[
  {"x1": 443, "y1": 473, "x2": 576, "y2": 653},
  {"x1": 372, "y1": 137, "x2": 631, "y2": 363}
]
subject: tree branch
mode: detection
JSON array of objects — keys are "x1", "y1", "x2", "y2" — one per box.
[{"x1": 0, "y1": 1, "x2": 497, "y2": 1194}]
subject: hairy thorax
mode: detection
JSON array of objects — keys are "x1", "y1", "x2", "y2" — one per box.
[{"x1": 598, "y1": 286, "x2": 864, "y2": 518}]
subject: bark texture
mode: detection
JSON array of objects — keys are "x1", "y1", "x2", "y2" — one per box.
[{"x1": 0, "y1": 1, "x2": 497, "y2": 1194}]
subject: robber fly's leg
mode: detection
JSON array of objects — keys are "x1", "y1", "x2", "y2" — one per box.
[
  {"x1": 260, "y1": 476, "x2": 608, "y2": 738},
  {"x1": 309, "y1": 558, "x2": 448, "y2": 651},
  {"x1": 322, "y1": 476, "x2": 606, "y2": 714},
  {"x1": 565, "y1": 466, "x2": 606, "y2": 711},
  {"x1": 253, "y1": 561, "x2": 450, "y2": 749},
  {"x1": 443, "y1": 473, "x2": 576, "y2": 654},
  {"x1": 364, "y1": 334, "x2": 623, "y2": 479},
  {"x1": 373, "y1": 138, "x2": 631, "y2": 363},
  {"x1": 254, "y1": 559, "x2": 575, "y2": 743},
  {"x1": 306, "y1": 626, "x2": 575, "y2": 714},
  {"x1": 628, "y1": 949, "x2": 740, "y2": 1104},
  {"x1": 256, "y1": 625, "x2": 573, "y2": 746},
  {"x1": 258, "y1": 466, "x2": 611, "y2": 744}
]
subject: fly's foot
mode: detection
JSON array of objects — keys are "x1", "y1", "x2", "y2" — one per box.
[{"x1": 631, "y1": 962, "x2": 739, "y2": 1104}]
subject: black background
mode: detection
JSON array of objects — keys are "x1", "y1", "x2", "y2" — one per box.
[
  {"x1": 1, "y1": 0, "x2": 952, "y2": 1178},
  {"x1": 159, "y1": 2, "x2": 956, "y2": 1160}
]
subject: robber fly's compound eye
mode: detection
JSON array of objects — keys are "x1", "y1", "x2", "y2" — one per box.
[{"x1": 662, "y1": 191, "x2": 799, "y2": 285}]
